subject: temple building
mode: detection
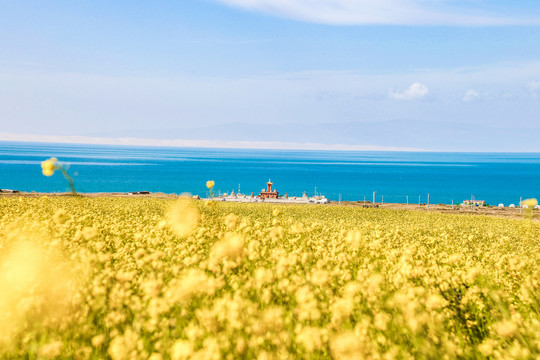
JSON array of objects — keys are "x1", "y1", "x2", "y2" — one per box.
[{"x1": 260, "y1": 179, "x2": 279, "y2": 199}]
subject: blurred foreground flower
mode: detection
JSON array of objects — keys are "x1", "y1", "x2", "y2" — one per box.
[
  {"x1": 41, "y1": 157, "x2": 58, "y2": 176},
  {"x1": 520, "y1": 198, "x2": 537, "y2": 219},
  {"x1": 206, "y1": 180, "x2": 215, "y2": 198},
  {"x1": 166, "y1": 198, "x2": 200, "y2": 238},
  {"x1": 0, "y1": 233, "x2": 80, "y2": 349},
  {"x1": 41, "y1": 157, "x2": 77, "y2": 195},
  {"x1": 521, "y1": 198, "x2": 538, "y2": 208}
]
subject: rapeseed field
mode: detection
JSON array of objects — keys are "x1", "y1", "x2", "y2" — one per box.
[{"x1": 0, "y1": 196, "x2": 539, "y2": 359}]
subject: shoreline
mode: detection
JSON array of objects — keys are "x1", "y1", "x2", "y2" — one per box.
[{"x1": 2, "y1": 191, "x2": 537, "y2": 221}]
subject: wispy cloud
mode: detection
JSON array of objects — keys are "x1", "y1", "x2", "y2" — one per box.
[
  {"x1": 527, "y1": 80, "x2": 540, "y2": 91},
  {"x1": 214, "y1": 0, "x2": 538, "y2": 26},
  {"x1": 527, "y1": 80, "x2": 540, "y2": 97},
  {"x1": 463, "y1": 89, "x2": 480, "y2": 102},
  {"x1": 389, "y1": 82, "x2": 429, "y2": 100},
  {"x1": 2, "y1": 61, "x2": 540, "y2": 138}
]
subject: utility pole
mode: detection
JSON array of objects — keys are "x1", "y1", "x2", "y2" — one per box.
[
  {"x1": 373, "y1": 191, "x2": 376, "y2": 205},
  {"x1": 427, "y1": 193, "x2": 430, "y2": 211},
  {"x1": 315, "y1": 187, "x2": 317, "y2": 197},
  {"x1": 471, "y1": 194, "x2": 474, "y2": 212},
  {"x1": 419, "y1": 195, "x2": 421, "y2": 205}
]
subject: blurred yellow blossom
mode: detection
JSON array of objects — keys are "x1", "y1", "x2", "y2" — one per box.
[
  {"x1": 38, "y1": 341, "x2": 62, "y2": 359},
  {"x1": 206, "y1": 180, "x2": 215, "y2": 198},
  {"x1": 52, "y1": 208, "x2": 69, "y2": 224},
  {"x1": 41, "y1": 157, "x2": 57, "y2": 176},
  {"x1": 40, "y1": 157, "x2": 77, "y2": 194},
  {"x1": 170, "y1": 340, "x2": 193, "y2": 360},
  {"x1": 108, "y1": 329, "x2": 143, "y2": 360},
  {"x1": 166, "y1": 198, "x2": 200, "y2": 237},
  {"x1": 493, "y1": 320, "x2": 518, "y2": 338},
  {"x1": 521, "y1": 198, "x2": 538, "y2": 208}
]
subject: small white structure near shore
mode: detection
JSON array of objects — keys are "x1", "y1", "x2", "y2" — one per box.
[
  {"x1": 207, "y1": 180, "x2": 329, "y2": 204},
  {"x1": 0, "y1": 189, "x2": 20, "y2": 193},
  {"x1": 211, "y1": 193, "x2": 329, "y2": 204},
  {"x1": 462, "y1": 199, "x2": 486, "y2": 206}
]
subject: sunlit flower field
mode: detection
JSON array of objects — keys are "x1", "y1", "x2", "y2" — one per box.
[{"x1": 0, "y1": 196, "x2": 539, "y2": 359}]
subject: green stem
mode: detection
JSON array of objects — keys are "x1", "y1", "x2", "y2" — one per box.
[{"x1": 59, "y1": 166, "x2": 77, "y2": 195}]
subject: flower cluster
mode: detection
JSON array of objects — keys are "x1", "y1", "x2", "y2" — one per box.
[
  {"x1": 206, "y1": 180, "x2": 215, "y2": 198},
  {"x1": 40, "y1": 158, "x2": 77, "y2": 194},
  {"x1": 41, "y1": 157, "x2": 58, "y2": 177},
  {"x1": 0, "y1": 196, "x2": 539, "y2": 359}
]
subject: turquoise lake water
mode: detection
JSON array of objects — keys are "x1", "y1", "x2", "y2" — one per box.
[{"x1": 1, "y1": 141, "x2": 539, "y2": 205}]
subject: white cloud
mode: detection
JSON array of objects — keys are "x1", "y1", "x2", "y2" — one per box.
[
  {"x1": 527, "y1": 80, "x2": 540, "y2": 92},
  {"x1": 502, "y1": 92, "x2": 515, "y2": 99},
  {"x1": 527, "y1": 80, "x2": 540, "y2": 98},
  {"x1": 389, "y1": 82, "x2": 429, "y2": 100},
  {"x1": 463, "y1": 89, "x2": 479, "y2": 102},
  {"x1": 214, "y1": 0, "x2": 536, "y2": 26}
]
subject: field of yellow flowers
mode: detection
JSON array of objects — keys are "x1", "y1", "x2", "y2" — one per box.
[{"x1": 0, "y1": 196, "x2": 539, "y2": 359}]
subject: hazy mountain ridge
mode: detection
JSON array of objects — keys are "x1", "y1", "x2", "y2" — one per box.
[{"x1": 85, "y1": 119, "x2": 540, "y2": 152}]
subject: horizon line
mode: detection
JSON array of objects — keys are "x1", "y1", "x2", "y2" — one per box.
[{"x1": 2, "y1": 132, "x2": 540, "y2": 153}]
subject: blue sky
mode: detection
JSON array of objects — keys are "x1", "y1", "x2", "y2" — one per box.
[{"x1": 1, "y1": 1, "x2": 540, "y2": 151}]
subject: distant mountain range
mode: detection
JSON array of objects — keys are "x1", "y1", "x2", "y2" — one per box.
[{"x1": 85, "y1": 119, "x2": 540, "y2": 152}]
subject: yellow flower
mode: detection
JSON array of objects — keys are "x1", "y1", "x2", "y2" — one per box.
[
  {"x1": 107, "y1": 329, "x2": 141, "y2": 360},
  {"x1": 170, "y1": 340, "x2": 193, "y2": 360},
  {"x1": 38, "y1": 341, "x2": 63, "y2": 359},
  {"x1": 41, "y1": 157, "x2": 58, "y2": 177},
  {"x1": 206, "y1": 180, "x2": 215, "y2": 189},
  {"x1": 52, "y1": 208, "x2": 69, "y2": 224},
  {"x1": 166, "y1": 198, "x2": 200, "y2": 238},
  {"x1": 493, "y1": 320, "x2": 518, "y2": 338},
  {"x1": 91, "y1": 334, "x2": 106, "y2": 348},
  {"x1": 520, "y1": 198, "x2": 538, "y2": 208},
  {"x1": 425, "y1": 293, "x2": 449, "y2": 311}
]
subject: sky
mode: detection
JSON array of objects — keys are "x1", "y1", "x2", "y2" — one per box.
[{"x1": 1, "y1": 0, "x2": 540, "y2": 151}]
